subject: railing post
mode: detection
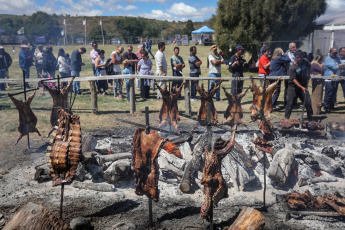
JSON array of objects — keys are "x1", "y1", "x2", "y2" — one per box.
[
  {"x1": 184, "y1": 80, "x2": 191, "y2": 116},
  {"x1": 130, "y1": 78, "x2": 136, "y2": 114},
  {"x1": 89, "y1": 80, "x2": 98, "y2": 113}
]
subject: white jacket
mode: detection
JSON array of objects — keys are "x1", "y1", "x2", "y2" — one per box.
[{"x1": 58, "y1": 56, "x2": 70, "y2": 73}]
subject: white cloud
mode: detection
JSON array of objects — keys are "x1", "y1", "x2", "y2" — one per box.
[
  {"x1": 326, "y1": 0, "x2": 345, "y2": 14},
  {"x1": 139, "y1": 9, "x2": 173, "y2": 21},
  {"x1": 167, "y1": 2, "x2": 216, "y2": 19}
]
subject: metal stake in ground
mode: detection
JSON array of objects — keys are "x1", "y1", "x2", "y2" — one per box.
[
  {"x1": 145, "y1": 106, "x2": 153, "y2": 227},
  {"x1": 206, "y1": 103, "x2": 213, "y2": 230},
  {"x1": 22, "y1": 70, "x2": 30, "y2": 150}
]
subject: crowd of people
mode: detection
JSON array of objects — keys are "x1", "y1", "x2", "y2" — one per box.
[{"x1": 0, "y1": 40, "x2": 345, "y2": 117}]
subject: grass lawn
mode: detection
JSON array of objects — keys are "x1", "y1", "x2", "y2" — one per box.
[{"x1": 1, "y1": 44, "x2": 344, "y2": 146}]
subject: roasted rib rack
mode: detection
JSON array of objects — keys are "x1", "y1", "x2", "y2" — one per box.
[{"x1": 47, "y1": 109, "x2": 81, "y2": 186}]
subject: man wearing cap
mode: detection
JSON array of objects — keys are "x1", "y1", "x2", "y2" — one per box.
[
  {"x1": 208, "y1": 44, "x2": 224, "y2": 101},
  {"x1": 229, "y1": 45, "x2": 245, "y2": 95},
  {"x1": 19, "y1": 44, "x2": 35, "y2": 88},
  {"x1": 323, "y1": 47, "x2": 345, "y2": 113},
  {"x1": 0, "y1": 46, "x2": 12, "y2": 91}
]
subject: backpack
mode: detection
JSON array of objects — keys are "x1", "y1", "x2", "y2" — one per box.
[{"x1": 105, "y1": 58, "x2": 114, "y2": 75}]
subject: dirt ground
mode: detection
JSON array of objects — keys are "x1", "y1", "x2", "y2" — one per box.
[{"x1": 1, "y1": 109, "x2": 345, "y2": 229}]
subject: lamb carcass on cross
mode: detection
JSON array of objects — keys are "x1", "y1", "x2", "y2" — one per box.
[
  {"x1": 131, "y1": 127, "x2": 182, "y2": 202},
  {"x1": 155, "y1": 81, "x2": 185, "y2": 134},
  {"x1": 196, "y1": 81, "x2": 222, "y2": 125},
  {"x1": 222, "y1": 86, "x2": 250, "y2": 127},
  {"x1": 8, "y1": 89, "x2": 41, "y2": 145},
  {"x1": 250, "y1": 78, "x2": 281, "y2": 121},
  {"x1": 200, "y1": 125, "x2": 237, "y2": 221}
]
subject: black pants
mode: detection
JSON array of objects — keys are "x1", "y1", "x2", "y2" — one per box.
[
  {"x1": 285, "y1": 86, "x2": 313, "y2": 119},
  {"x1": 230, "y1": 73, "x2": 243, "y2": 95},
  {"x1": 140, "y1": 79, "x2": 150, "y2": 99}
]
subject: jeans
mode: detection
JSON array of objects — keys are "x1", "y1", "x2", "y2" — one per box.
[
  {"x1": 147, "y1": 47, "x2": 154, "y2": 59},
  {"x1": 92, "y1": 64, "x2": 96, "y2": 76},
  {"x1": 0, "y1": 69, "x2": 6, "y2": 90},
  {"x1": 209, "y1": 72, "x2": 221, "y2": 100},
  {"x1": 231, "y1": 73, "x2": 244, "y2": 95},
  {"x1": 272, "y1": 80, "x2": 282, "y2": 107},
  {"x1": 333, "y1": 80, "x2": 345, "y2": 103},
  {"x1": 71, "y1": 70, "x2": 80, "y2": 93},
  {"x1": 285, "y1": 86, "x2": 313, "y2": 119},
  {"x1": 126, "y1": 81, "x2": 130, "y2": 102},
  {"x1": 190, "y1": 74, "x2": 199, "y2": 98},
  {"x1": 324, "y1": 81, "x2": 334, "y2": 110},
  {"x1": 113, "y1": 72, "x2": 122, "y2": 96},
  {"x1": 21, "y1": 68, "x2": 30, "y2": 88}
]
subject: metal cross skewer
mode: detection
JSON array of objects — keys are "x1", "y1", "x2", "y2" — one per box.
[
  {"x1": 145, "y1": 106, "x2": 154, "y2": 227},
  {"x1": 22, "y1": 70, "x2": 31, "y2": 150}
]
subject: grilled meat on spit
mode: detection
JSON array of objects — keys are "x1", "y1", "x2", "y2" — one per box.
[
  {"x1": 131, "y1": 127, "x2": 182, "y2": 202},
  {"x1": 253, "y1": 136, "x2": 273, "y2": 154},
  {"x1": 258, "y1": 119, "x2": 274, "y2": 141},
  {"x1": 196, "y1": 81, "x2": 222, "y2": 125},
  {"x1": 41, "y1": 77, "x2": 75, "y2": 137},
  {"x1": 278, "y1": 118, "x2": 325, "y2": 131},
  {"x1": 200, "y1": 125, "x2": 237, "y2": 221},
  {"x1": 222, "y1": 86, "x2": 250, "y2": 127},
  {"x1": 8, "y1": 90, "x2": 41, "y2": 145},
  {"x1": 250, "y1": 78, "x2": 281, "y2": 121},
  {"x1": 47, "y1": 109, "x2": 81, "y2": 186},
  {"x1": 155, "y1": 81, "x2": 185, "y2": 134}
]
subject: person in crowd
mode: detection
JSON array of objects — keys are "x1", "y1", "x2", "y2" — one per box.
[
  {"x1": 146, "y1": 37, "x2": 154, "y2": 59},
  {"x1": 284, "y1": 42, "x2": 298, "y2": 105},
  {"x1": 57, "y1": 48, "x2": 70, "y2": 79},
  {"x1": 0, "y1": 46, "x2": 12, "y2": 91},
  {"x1": 90, "y1": 41, "x2": 99, "y2": 76},
  {"x1": 334, "y1": 47, "x2": 345, "y2": 104},
  {"x1": 123, "y1": 45, "x2": 138, "y2": 89},
  {"x1": 208, "y1": 44, "x2": 224, "y2": 101},
  {"x1": 140, "y1": 38, "x2": 146, "y2": 50},
  {"x1": 137, "y1": 51, "x2": 153, "y2": 99},
  {"x1": 111, "y1": 45, "x2": 124, "y2": 99},
  {"x1": 135, "y1": 44, "x2": 144, "y2": 89},
  {"x1": 323, "y1": 47, "x2": 345, "y2": 112},
  {"x1": 189, "y1": 46, "x2": 202, "y2": 101},
  {"x1": 259, "y1": 42, "x2": 268, "y2": 59},
  {"x1": 122, "y1": 59, "x2": 132, "y2": 102},
  {"x1": 70, "y1": 47, "x2": 86, "y2": 94},
  {"x1": 285, "y1": 50, "x2": 313, "y2": 120},
  {"x1": 307, "y1": 53, "x2": 314, "y2": 63},
  {"x1": 258, "y1": 46, "x2": 271, "y2": 78},
  {"x1": 19, "y1": 43, "x2": 35, "y2": 88},
  {"x1": 94, "y1": 50, "x2": 108, "y2": 96},
  {"x1": 269, "y1": 47, "x2": 291, "y2": 108},
  {"x1": 171, "y1": 46, "x2": 185, "y2": 89},
  {"x1": 310, "y1": 54, "x2": 324, "y2": 93},
  {"x1": 45, "y1": 46, "x2": 57, "y2": 79},
  {"x1": 155, "y1": 42, "x2": 168, "y2": 99},
  {"x1": 229, "y1": 45, "x2": 245, "y2": 95},
  {"x1": 34, "y1": 45, "x2": 46, "y2": 85}
]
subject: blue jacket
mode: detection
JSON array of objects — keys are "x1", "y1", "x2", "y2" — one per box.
[
  {"x1": 123, "y1": 66, "x2": 132, "y2": 83},
  {"x1": 324, "y1": 55, "x2": 341, "y2": 76},
  {"x1": 269, "y1": 54, "x2": 290, "y2": 76},
  {"x1": 19, "y1": 49, "x2": 34, "y2": 69},
  {"x1": 70, "y1": 49, "x2": 82, "y2": 72}
]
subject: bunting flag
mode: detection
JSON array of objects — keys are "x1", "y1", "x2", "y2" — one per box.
[
  {"x1": 83, "y1": 19, "x2": 86, "y2": 26},
  {"x1": 63, "y1": 19, "x2": 66, "y2": 25},
  {"x1": 17, "y1": 27, "x2": 24, "y2": 35},
  {"x1": 99, "y1": 20, "x2": 102, "y2": 25}
]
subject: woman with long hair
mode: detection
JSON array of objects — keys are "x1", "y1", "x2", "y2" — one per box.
[
  {"x1": 310, "y1": 54, "x2": 324, "y2": 92},
  {"x1": 269, "y1": 47, "x2": 290, "y2": 108},
  {"x1": 95, "y1": 50, "x2": 108, "y2": 96}
]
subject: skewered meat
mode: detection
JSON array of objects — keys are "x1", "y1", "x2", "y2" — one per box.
[
  {"x1": 250, "y1": 78, "x2": 281, "y2": 121},
  {"x1": 330, "y1": 122, "x2": 345, "y2": 131},
  {"x1": 278, "y1": 118, "x2": 300, "y2": 129},
  {"x1": 155, "y1": 81, "x2": 185, "y2": 134},
  {"x1": 196, "y1": 81, "x2": 222, "y2": 125},
  {"x1": 200, "y1": 126, "x2": 236, "y2": 220},
  {"x1": 278, "y1": 118, "x2": 325, "y2": 131},
  {"x1": 8, "y1": 90, "x2": 41, "y2": 145},
  {"x1": 222, "y1": 86, "x2": 250, "y2": 127},
  {"x1": 131, "y1": 127, "x2": 181, "y2": 202},
  {"x1": 258, "y1": 119, "x2": 274, "y2": 141},
  {"x1": 47, "y1": 109, "x2": 81, "y2": 186},
  {"x1": 252, "y1": 136, "x2": 273, "y2": 153},
  {"x1": 41, "y1": 77, "x2": 75, "y2": 137}
]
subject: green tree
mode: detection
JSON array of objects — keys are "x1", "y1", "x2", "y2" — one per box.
[
  {"x1": 114, "y1": 17, "x2": 144, "y2": 38},
  {"x1": 183, "y1": 20, "x2": 195, "y2": 35},
  {"x1": 0, "y1": 18, "x2": 15, "y2": 34},
  {"x1": 89, "y1": 26, "x2": 106, "y2": 40},
  {"x1": 215, "y1": 0, "x2": 326, "y2": 56}
]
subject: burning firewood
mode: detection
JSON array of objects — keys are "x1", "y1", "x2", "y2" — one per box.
[
  {"x1": 200, "y1": 125, "x2": 237, "y2": 220},
  {"x1": 196, "y1": 81, "x2": 222, "y2": 125},
  {"x1": 8, "y1": 90, "x2": 41, "y2": 145},
  {"x1": 47, "y1": 109, "x2": 81, "y2": 187},
  {"x1": 41, "y1": 77, "x2": 75, "y2": 137},
  {"x1": 131, "y1": 127, "x2": 181, "y2": 202},
  {"x1": 222, "y1": 86, "x2": 250, "y2": 127},
  {"x1": 250, "y1": 78, "x2": 281, "y2": 121},
  {"x1": 155, "y1": 81, "x2": 185, "y2": 134}
]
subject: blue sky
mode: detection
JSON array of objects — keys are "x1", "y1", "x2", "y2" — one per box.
[{"x1": 0, "y1": 0, "x2": 343, "y2": 21}]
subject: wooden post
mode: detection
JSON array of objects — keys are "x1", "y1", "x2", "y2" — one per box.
[
  {"x1": 184, "y1": 80, "x2": 191, "y2": 116},
  {"x1": 130, "y1": 78, "x2": 136, "y2": 114},
  {"x1": 312, "y1": 80, "x2": 324, "y2": 115},
  {"x1": 89, "y1": 80, "x2": 98, "y2": 113}
]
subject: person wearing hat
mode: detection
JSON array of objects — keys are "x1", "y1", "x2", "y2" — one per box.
[
  {"x1": 323, "y1": 47, "x2": 345, "y2": 113},
  {"x1": 0, "y1": 46, "x2": 12, "y2": 91},
  {"x1": 19, "y1": 43, "x2": 35, "y2": 88},
  {"x1": 229, "y1": 45, "x2": 245, "y2": 95},
  {"x1": 208, "y1": 44, "x2": 224, "y2": 101}
]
